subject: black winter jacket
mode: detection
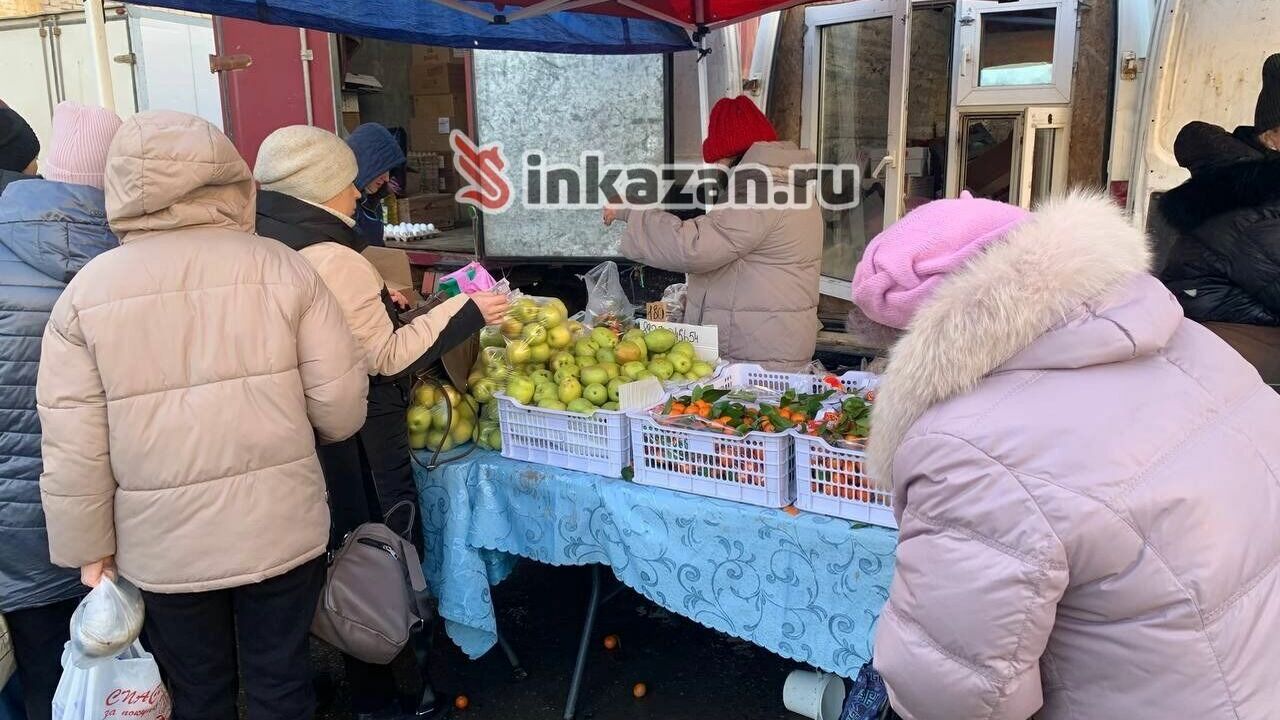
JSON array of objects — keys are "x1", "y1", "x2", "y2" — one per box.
[{"x1": 1160, "y1": 122, "x2": 1280, "y2": 326}]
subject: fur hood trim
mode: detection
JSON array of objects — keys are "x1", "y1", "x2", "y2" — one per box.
[{"x1": 868, "y1": 192, "x2": 1151, "y2": 486}]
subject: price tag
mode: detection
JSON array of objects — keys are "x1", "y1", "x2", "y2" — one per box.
[{"x1": 634, "y1": 320, "x2": 719, "y2": 362}]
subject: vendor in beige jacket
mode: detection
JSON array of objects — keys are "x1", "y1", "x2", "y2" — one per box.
[
  {"x1": 606, "y1": 96, "x2": 823, "y2": 371},
  {"x1": 252, "y1": 125, "x2": 506, "y2": 720},
  {"x1": 36, "y1": 111, "x2": 369, "y2": 720}
]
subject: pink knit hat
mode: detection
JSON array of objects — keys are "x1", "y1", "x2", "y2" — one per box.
[
  {"x1": 851, "y1": 192, "x2": 1031, "y2": 329},
  {"x1": 42, "y1": 101, "x2": 122, "y2": 190}
]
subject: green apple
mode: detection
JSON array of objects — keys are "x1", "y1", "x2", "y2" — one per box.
[
  {"x1": 429, "y1": 402, "x2": 449, "y2": 430},
  {"x1": 537, "y1": 399, "x2": 567, "y2": 411},
  {"x1": 635, "y1": 370, "x2": 655, "y2": 381},
  {"x1": 580, "y1": 366, "x2": 609, "y2": 386},
  {"x1": 602, "y1": 402, "x2": 619, "y2": 411},
  {"x1": 690, "y1": 361, "x2": 714, "y2": 378},
  {"x1": 623, "y1": 328, "x2": 645, "y2": 345},
  {"x1": 670, "y1": 340, "x2": 696, "y2": 359},
  {"x1": 549, "y1": 351, "x2": 577, "y2": 372},
  {"x1": 522, "y1": 323, "x2": 547, "y2": 346},
  {"x1": 576, "y1": 355, "x2": 597, "y2": 368},
  {"x1": 480, "y1": 326, "x2": 505, "y2": 349},
  {"x1": 506, "y1": 339, "x2": 532, "y2": 365},
  {"x1": 413, "y1": 385, "x2": 439, "y2": 408},
  {"x1": 583, "y1": 383, "x2": 608, "y2": 406},
  {"x1": 547, "y1": 298, "x2": 569, "y2": 319},
  {"x1": 553, "y1": 365, "x2": 581, "y2": 384},
  {"x1": 513, "y1": 299, "x2": 541, "y2": 323},
  {"x1": 622, "y1": 361, "x2": 646, "y2": 380},
  {"x1": 670, "y1": 353, "x2": 693, "y2": 374},
  {"x1": 481, "y1": 401, "x2": 499, "y2": 422},
  {"x1": 500, "y1": 316, "x2": 524, "y2": 339},
  {"x1": 647, "y1": 358, "x2": 675, "y2": 381},
  {"x1": 547, "y1": 324, "x2": 573, "y2": 349},
  {"x1": 409, "y1": 430, "x2": 429, "y2": 450},
  {"x1": 530, "y1": 368, "x2": 554, "y2": 385},
  {"x1": 471, "y1": 378, "x2": 498, "y2": 404},
  {"x1": 425, "y1": 429, "x2": 447, "y2": 451},
  {"x1": 567, "y1": 398, "x2": 596, "y2": 415},
  {"x1": 574, "y1": 338, "x2": 599, "y2": 357},
  {"x1": 607, "y1": 377, "x2": 624, "y2": 402},
  {"x1": 644, "y1": 327, "x2": 678, "y2": 353},
  {"x1": 407, "y1": 405, "x2": 432, "y2": 433},
  {"x1": 558, "y1": 377, "x2": 583, "y2": 404},
  {"x1": 590, "y1": 326, "x2": 618, "y2": 349},
  {"x1": 614, "y1": 340, "x2": 644, "y2": 364},
  {"x1": 534, "y1": 383, "x2": 559, "y2": 404},
  {"x1": 595, "y1": 348, "x2": 616, "y2": 365},
  {"x1": 505, "y1": 376, "x2": 535, "y2": 405},
  {"x1": 538, "y1": 304, "x2": 565, "y2": 328},
  {"x1": 599, "y1": 362, "x2": 620, "y2": 380},
  {"x1": 451, "y1": 419, "x2": 474, "y2": 444},
  {"x1": 530, "y1": 342, "x2": 552, "y2": 364}
]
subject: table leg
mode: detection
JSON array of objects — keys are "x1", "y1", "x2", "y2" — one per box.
[
  {"x1": 496, "y1": 632, "x2": 528, "y2": 681},
  {"x1": 563, "y1": 565, "x2": 603, "y2": 720}
]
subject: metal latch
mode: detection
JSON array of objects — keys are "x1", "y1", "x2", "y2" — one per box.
[
  {"x1": 1121, "y1": 51, "x2": 1140, "y2": 81},
  {"x1": 113, "y1": 53, "x2": 135, "y2": 65},
  {"x1": 209, "y1": 54, "x2": 253, "y2": 73}
]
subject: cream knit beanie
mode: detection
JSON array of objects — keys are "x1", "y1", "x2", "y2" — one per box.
[{"x1": 254, "y1": 125, "x2": 358, "y2": 205}]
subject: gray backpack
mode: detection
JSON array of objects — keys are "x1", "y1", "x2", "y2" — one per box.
[{"x1": 311, "y1": 503, "x2": 432, "y2": 665}]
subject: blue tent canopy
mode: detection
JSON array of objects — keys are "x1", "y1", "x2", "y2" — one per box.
[{"x1": 128, "y1": 0, "x2": 694, "y2": 54}]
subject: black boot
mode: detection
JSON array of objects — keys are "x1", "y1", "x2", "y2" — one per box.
[{"x1": 412, "y1": 617, "x2": 452, "y2": 720}]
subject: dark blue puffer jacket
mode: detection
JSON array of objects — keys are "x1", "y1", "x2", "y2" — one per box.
[
  {"x1": 346, "y1": 123, "x2": 405, "y2": 247},
  {"x1": 0, "y1": 179, "x2": 117, "y2": 612}
]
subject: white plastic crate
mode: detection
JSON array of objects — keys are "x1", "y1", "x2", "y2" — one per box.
[
  {"x1": 791, "y1": 430, "x2": 896, "y2": 528},
  {"x1": 712, "y1": 363, "x2": 880, "y2": 398},
  {"x1": 495, "y1": 394, "x2": 630, "y2": 477},
  {"x1": 628, "y1": 412, "x2": 794, "y2": 508}
]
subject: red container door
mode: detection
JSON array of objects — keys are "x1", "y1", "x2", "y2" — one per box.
[{"x1": 212, "y1": 17, "x2": 336, "y2": 168}]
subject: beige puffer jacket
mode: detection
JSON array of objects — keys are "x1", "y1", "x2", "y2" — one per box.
[
  {"x1": 620, "y1": 141, "x2": 823, "y2": 371},
  {"x1": 36, "y1": 111, "x2": 369, "y2": 594}
]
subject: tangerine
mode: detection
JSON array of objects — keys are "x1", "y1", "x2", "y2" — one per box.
[
  {"x1": 632, "y1": 683, "x2": 648, "y2": 698},
  {"x1": 603, "y1": 634, "x2": 620, "y2": 650},
  {"x1": 454, "y1": 695, "x2": 470, "y2": 710}
]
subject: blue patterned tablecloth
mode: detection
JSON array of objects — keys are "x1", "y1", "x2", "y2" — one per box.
[{"x1": 414, "y1": 450, "x2": 898, "y2": 678}]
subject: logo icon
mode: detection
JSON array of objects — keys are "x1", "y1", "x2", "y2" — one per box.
[{"x1": 451, "y1": 131, "x2": 513, "y2": 213}]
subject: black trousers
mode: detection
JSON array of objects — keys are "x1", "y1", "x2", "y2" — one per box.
[
  {"x1": 6, "y1": 596, "x2": 81, "y2": 720},
  {"x1": 318, "y1": 380, "x2": 423, "y2": 714},
  {"x1": 141, "y1": 558, "x2": 325, "y2": 720}
]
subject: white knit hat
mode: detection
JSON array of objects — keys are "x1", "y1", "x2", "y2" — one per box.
[{"x1": 254, "y1": 125, "x2": 358, "y2": 205}]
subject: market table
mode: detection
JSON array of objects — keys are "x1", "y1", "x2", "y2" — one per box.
[{"x1": 414, "y1": 449, "x2": 897, "y2": 711}]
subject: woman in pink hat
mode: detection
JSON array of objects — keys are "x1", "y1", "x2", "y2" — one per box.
[
  {"x1": 0, "y1": 100, "x2": 122, "y2": 720},
  {"x1": 605, "y1": 96, "x2": 822, "y2": 371},
  {"x1": 854, "y1": 192, "x2": 1280, "y2": 719}
]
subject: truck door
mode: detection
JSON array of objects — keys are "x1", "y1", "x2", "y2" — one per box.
[
  {"x1": 127, "y1": 5, "x2": 223, "y2": 129},
  {"x1": 211, "y1": 17, "x2": 336, "y2": 168}
]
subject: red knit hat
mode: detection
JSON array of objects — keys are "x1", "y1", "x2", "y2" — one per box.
[{"x1": 702, "y1": 96, "x2": 777, "y2": 164}]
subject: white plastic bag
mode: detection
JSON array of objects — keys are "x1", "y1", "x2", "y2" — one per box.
[
  {"x1": 52, "y1": 642, "x2": 170, "y2": 720},
  {"x1": 69, "y1": 576, "x2": 144, "y2": 661},
  {"x1": 580, "y1": 261, "x2": 637, "y2": 332}
]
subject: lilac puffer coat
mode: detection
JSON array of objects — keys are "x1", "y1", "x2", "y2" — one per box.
[{"x1": 868, "y1": 193, "x2": 1280, "y2": 720}]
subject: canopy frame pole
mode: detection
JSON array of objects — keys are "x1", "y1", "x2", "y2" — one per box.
[
  {"x1": 616, "y1": 0, "x2": 696, "y2": 31},
  {"x1": 83, "y1": 0, "x2": 115, "y2": 111},
  {"x1": 428, "y1": 0, "x2": 501, "y2": 23},
  {"x1": 506, "y1": 0, "x2": 585, "y2": 22},
  {"x1": 694, "y1": 0, "x2": 709, "y2": 140}
]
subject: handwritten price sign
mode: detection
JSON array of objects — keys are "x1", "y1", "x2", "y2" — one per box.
[{"x1": 634, "y1": 320, "x2": 719, "y2": 362}]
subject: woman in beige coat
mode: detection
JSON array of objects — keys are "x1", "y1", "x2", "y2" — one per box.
[
  {"x1": 36, "y1": 111, "x2": 369, "y2": 720},
  {"x1": 606, "y1": 97, "x2": 822, "y2": 370},
  {"x1": 253, "y1": 125, "x2": 507, "y2": 720}
]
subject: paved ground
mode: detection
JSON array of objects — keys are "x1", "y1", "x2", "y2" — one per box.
[{"x1": 314, "y1": 562, "x2": 802, "y2": 720}]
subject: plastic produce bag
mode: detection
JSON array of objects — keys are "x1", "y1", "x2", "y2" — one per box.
[
  {"x1": 53, "y1": 642, "x2": 170, "y2": 720},
  {"x1": 660, "y1": 283, "x2": 687, "y2": 323},
  {"x1": 69, "y1": 576, "x2": 144, "y2": 662},
  {"x1": 580, "y1": 261, "x2": 637, "y2": 333}
]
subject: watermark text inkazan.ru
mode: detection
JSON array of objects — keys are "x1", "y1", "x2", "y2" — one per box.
[{"x1": 450, "y1": 131, "x2": 862, "y2": 214}]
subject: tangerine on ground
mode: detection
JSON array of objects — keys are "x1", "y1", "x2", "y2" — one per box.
[
  {"x1": 632, "y1": 682, "x2": 648, "y2": 698},
  {"x1": 454, "y1": 695, "x2": 470, "y2": 710},
  {"x1": 603, "y1": 634, "x2": 620, "y2": 650}
]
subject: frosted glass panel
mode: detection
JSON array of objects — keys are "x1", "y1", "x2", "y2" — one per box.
[{"x1": 474, "y1": 51, "x2": 665, "y2": 258}]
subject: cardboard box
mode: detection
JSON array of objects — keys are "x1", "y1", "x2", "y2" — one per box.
[
  {"x1": 413, "y1": 93, "x2": 457, "y2": 119},
  {"x1": 410, "y1": 115, "x2": 465, "y2": 152},
  {"x1": 396, "y1": 193, "x2": 458, "y2": 229},
  {"x1": 411, "y1": 46, "x2": 453, "y2": 67},
  {"x1": 409, "y1": 62, "x2": 467, "y2": 96},
  {"x1": 362, "y1": 246, "x2": 421, "y2": 303}
]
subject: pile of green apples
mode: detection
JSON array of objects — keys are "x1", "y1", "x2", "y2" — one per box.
[{"x1": 407, "y1": 382, "x2": 501, "y2": 453}]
